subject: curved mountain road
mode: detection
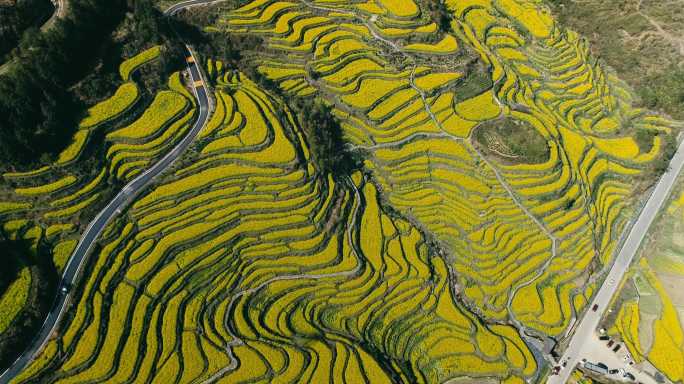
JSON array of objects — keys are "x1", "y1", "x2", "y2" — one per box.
[
  {"x1": 0, "y1": 10, "x2": 210, "y2": 382},
  {"x1": 549, "y1": 136, "x2": 684, "y2": 384}
]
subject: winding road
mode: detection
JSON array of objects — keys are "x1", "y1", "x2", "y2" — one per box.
[
  {"x1": 548, "y1": 136, "x2": 684, "y2": 384},
  {"x1": 0, "y1": 5, "x2": 210, "y2": 381}
]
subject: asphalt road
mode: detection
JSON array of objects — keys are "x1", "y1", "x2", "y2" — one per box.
[
  {"x1": 0, "y1": 39, "x2": 209, "y2": 384},
  {"x1": 548, "y1": 136, "x2": 684, "y2": 384}
]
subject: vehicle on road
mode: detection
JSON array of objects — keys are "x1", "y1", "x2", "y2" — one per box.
[
  {"x1": 584, "y1": 362, "x2": 609, "y2": 375},
  {"x1": 592, "y1": 304, "x2": 599, "y2": 311}
]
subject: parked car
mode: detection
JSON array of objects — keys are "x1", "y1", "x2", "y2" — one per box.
[
  {"x1": 623, "y1": 372, "x2": 635, "y2": 381},
  {"x1": 609, "y1": 369, "x2": 619, "y2": 374},
  {"x1": 599, "y1": 335, "x2": 610, "y2": 341},
  {"x1": 597, "y1": 362, "x2": 608, "y2": 370},
  {"x1": 607, "y1": 340, "x2": 615, "y2": 347},
  {"x1": 613, "y1": 344, "x2": 622, "y2": 352}
]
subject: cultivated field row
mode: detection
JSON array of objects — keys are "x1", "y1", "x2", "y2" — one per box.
[
  {"x1": 16, "y1": 73, "x2": 535, "y2": 383},
  {"x1": 0, "y1": 46, "x2": 197, "y2": 334},
  {"x1": 215, "y1": 0, "x2": 678, "y2": 343}
]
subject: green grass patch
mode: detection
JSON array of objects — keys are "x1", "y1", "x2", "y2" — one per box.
[
  {"x1": 639, "y1": 295, "x2": 662, "y2": 316},
  {"x1": 633, "y1": 273, "x2": 655, "y2": 296},
  {"x1": 473, "y1": 117, "x2": 549, "y2": 164}
]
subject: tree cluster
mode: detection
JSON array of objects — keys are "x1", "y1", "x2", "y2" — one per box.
[
  {"x1": 0, "y1": 0, "x2": 54, "y2": 59},
  {"x1": 0, "y1": 0, "x2": 182, "y2": 170},
  {"x1": 171, "y1": 7, "x2": 257, "y2": 67},
  {"x1": 423, "y1": 0, "x2": 453, "y2": 33},
  {"x1": 0, "y1": 0, "x2": 126, "y2": 168},
  {"x1": 294, "y1": 100, "x2": 363, "y2": 179}
]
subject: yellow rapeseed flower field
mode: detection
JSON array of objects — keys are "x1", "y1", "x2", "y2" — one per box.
[
  {"x1": 52, "y1": 239, "x2": 78, "y2": 271},
  {"x1": 80, "y1": 82, "x2": 139, "y2": 129},
  {"x1": 15, "y1": 175, "x2": 77, "y2": 196},
  {"x1": 107, "y1": 90, "x2": 188, "y2": 141},
  {"x1": 0, "y1": 201, "x2": 31, "y2": 214},
  {"x1": 0, "y1": 267, "x2": 31, "y2": 333},
  {"x1": 119, "y1": 45, "x2": 161, "y2": 81},
  {"x1": 377, "y1": 0, "x2": 419, "y2": 17},
  {"x1": 56, "y1": 130, "x2": 90, "y2": 165}
]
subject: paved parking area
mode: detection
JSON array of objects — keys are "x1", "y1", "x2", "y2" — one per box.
[{"x1": 576, "y1": 332, "x2": 661, "y2": 384}]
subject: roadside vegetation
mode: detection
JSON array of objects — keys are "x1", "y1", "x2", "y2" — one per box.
[{"x1": 569, "y1": 368, "x2": 603, "y2": 384}]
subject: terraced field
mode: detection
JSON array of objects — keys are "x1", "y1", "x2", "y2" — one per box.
[
  {"x1": 0, "y1": 46, "x2": 197, "y2": 336},
  {"x1": 6, "y1": 0, "x2": 684, "y2": 382},
  {"x1": 215, "y1": 0, "x2": 677, "y2": 340},
  {"x1": 15, "y1": 72, "x2": 536, "y2": 384}
]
